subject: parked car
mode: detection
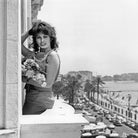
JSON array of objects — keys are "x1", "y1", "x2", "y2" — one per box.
[
  {"x1": 116, "y1": 115, "x2": 126, "y2": 123},
  {"x1": 93, "y1": 106, "x2": 99, "y2": 112},
  {"x1": 83, "y1": 107, "x2": 90, "y2": 111},
  {"x1": 97, "y1": 110, "x2": 104, "y2": 115},
  {"x1": 111, "y1": 117, "x2": 116, "y2": 123},
  {"x1": 73, "y1": 103, "x2": 84, "y2": 110},
  {"x1": 105, "y1": 113, "x2": 112, "y2": 120},
  {"x1": 121, "y1": 117, "x2": 127, "y2": 124},
  {"x1": 113, "y1": 119, "x2": 122, "y2": 126},
  {"x1": 130, "y1": 122, "x2": 136, "y2": 129},
  {"x1": 127, "y1": 133, "x2": 138, "y2": 138},
  {"x1": 90, "y1": 105, "x2": 95, "y2": 110},
  {"x1": 125, "y1": 120, "x2": 132, "y2": 127},
  {"x1": 82, "y1": 110, "x2": 92, "y2": 116},
  {"x1": 133, "y1": 123, "x2": 138, "y2": 132}
]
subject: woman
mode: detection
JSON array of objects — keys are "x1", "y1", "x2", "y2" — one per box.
[{"x1": 21, "y1": 21, "x2": 60, "y2": 115}]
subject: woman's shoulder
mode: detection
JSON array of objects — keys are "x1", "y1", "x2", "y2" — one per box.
[
  {"x1": 47, "y1": 50, "x2": 59, "y2": 60},
  {"x1": 49, "y1": 50, "x2": 58, "y2": 56}
]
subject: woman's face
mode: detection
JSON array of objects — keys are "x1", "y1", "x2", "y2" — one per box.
[{"x1": 36, "y1": 32, "x2": 51, "y2": 49}]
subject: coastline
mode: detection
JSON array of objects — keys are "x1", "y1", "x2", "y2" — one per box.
[{"x1": 102, "y1": 81, "x2": 138, "y2": 107}]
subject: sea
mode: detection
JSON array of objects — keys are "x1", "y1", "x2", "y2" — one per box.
[{"x1": 102, "y1": 81, "x2": 138, "y2": 106}]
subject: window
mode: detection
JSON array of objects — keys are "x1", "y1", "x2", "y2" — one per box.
[
  {"x1": 135, "y1": 114, "x2": 137, "y2": 120},
  {"x1": 121, "y1": 109, "x2": 123, "y2": 114},
  {"x1": 118, "y1": 108, "x2": 120, "y2": 113},
  {"x1": 126, "y1": 111, "x2": 127, "y2": 116}
]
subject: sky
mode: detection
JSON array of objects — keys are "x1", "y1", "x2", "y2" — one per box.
[{"x1": 38, "y1": 0, "x2": 138, "y2": 76}]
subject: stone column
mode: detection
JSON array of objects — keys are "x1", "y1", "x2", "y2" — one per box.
[
  {"x1": 21, "y1": 0, "x2": 32, "y2": 33},
  {"x1": 31, "y1": 0, "x2": 43, "y2": 22},
  {"x1": 21, "y1": 0, "x2": 27, "y2": 33},
  {"x1": 0, "y1": 0, "x2": 21, "y2": 138},
  {"x1": 21, "y1": 0, "x2": 44, "y2": 109},
  {"x1": 27, "y1": 0, "x2": 32, "y2": 29},
  {"x1": 0, "y1": 0, "x2": 6, "y2": 128},
  {"x1": 21, "y1": 0, "x2": 32, "y2": 108}
]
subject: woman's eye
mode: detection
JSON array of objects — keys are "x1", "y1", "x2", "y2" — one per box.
[
  {"x1": 43, "y1": 35, "x2": 48, "y2": 38},
  {"x1": 36, "y1": 36, "x2": 41, "y2": 39},
  {"x1": 36, "y1": 35, "x2": 48, "y2": 40}
]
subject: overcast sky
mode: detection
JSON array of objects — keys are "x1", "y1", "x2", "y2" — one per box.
[{"x1": 38, "y1": 0, "x2": 138, "y2": 76}]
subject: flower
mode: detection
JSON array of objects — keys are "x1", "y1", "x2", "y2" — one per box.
[
  {"x1": 24, "y1": 59, "x2": 39, "y2": 70},
  {"x1": 22, "y1": 58, "x2": 47, "y2": 87}
]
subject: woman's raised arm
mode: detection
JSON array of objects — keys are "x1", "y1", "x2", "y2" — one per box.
[{"x1": 21, "y1": 31, "x2": 33, "y2": 57}]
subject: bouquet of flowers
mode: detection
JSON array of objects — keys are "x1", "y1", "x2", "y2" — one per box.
[{"x1": 22, "y1": 59, "x2": 47, "y2": 87}]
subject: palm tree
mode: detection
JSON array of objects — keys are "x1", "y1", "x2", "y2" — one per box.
[
  {"x1": 62, "y1": 74, "x2": 82, "y2": 105},
  {"x1": 52, "y1": 81, "x2": 65, "y2": 99},
  {"x1": 84, "y1": 79, "x2": 95, "y2": 101},
  {"x1": 90, "y1": 84, "x2": 96, "y2": 102},
  {"x1": 84, "y1": 80, "x2": 91, "y2": 99},
  {"x1": 93, "y1": 76, "x2": 105, "y2": 104}
]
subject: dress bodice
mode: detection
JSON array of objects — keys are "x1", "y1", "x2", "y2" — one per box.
[
  {"x1": 34, "y1": 50, "x2": 55, "y2": 73},
  {"x1": 34, "y1": 53, "x2": 48, "y2": 73},
  {"x1": 23, "y1": 50, "x2": 60, "y2": 88}
]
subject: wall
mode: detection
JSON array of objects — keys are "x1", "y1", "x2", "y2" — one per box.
[{"x1": 0, "y1": 0, "x2": 21, "y2": 138}]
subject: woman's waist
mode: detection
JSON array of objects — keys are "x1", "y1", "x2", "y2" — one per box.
[{"x1": 25, "y1": 84, "x2": 52, "y2": 92}]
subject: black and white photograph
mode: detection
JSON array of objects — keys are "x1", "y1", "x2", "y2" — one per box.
[{"x1": 0, "y1": 0, "x2": 138, "y2": 138}]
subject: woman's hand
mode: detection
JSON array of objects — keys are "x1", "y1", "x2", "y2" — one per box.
[{"x1": 28, "y1": 20, "x2": 42, "y2": 35}]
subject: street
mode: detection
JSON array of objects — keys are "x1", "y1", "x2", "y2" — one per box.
[
  {"x1": 103, "y1": 115, "x2": 136, "y2": 136},
  {"x1": 83, "y1": 108, "x2": 137, "y2": 136}
]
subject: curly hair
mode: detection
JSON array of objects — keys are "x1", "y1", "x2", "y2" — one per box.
[{"x1": 29, "y1": 21, "x2": 59, "y2": 52}]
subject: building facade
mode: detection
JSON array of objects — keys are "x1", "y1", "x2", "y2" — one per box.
[
  {"x1": 0, "y1": 0, "x2": 43, "y2": 137},
  {"x1": 0, "y1": 1, "x2": 88, "y2": 138}
]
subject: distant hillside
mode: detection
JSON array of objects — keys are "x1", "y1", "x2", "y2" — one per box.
[
  {"x1": 63, "y1": 71, "x2": 138, "y2": 82},
  {"x1": 67, "y1": 70, "x2": 93, "y2": 81},
  {"x1": 102, "y1": 73, "x2": 138, "y2": 82}
]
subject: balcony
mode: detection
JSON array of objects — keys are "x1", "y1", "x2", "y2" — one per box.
[{"x1": 20, "y1": 99, "x2": 88, "y2": 138}]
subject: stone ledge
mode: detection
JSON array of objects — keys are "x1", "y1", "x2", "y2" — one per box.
[
  {"x1": 20, "y1": 114, "x2": 88, "y2": 138},
  {"x1": 21, "y1": 99, "x2": 88, "y2": 125},
  {"x1": 21, "y1": 113, "x2": 88, "y2": 125},
  {"x1": 0, "y1": 129, "x2": 16, "y2": 135},
  {"x1": 20, "y1": 100, "x2": 88, "y2": 138}
]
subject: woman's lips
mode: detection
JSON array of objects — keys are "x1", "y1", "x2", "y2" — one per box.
[{"x1": 40, "y1": 44, "x2": 47, "y2": 47}]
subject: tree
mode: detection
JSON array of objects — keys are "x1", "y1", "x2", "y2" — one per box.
[
  {"x1": 62, "y1": 74, "x2": 82, "y2": 105},
  {"x1": 84, "y1": 79, "x2": 95, "y2": 101},
  {"x1": 52, "y1": 81, "x2": 64, "y2": 99},
  {"x1": 90, "y1": 84, "x2": 96, "y2": 102},
  {"x1": 113, "y1": 74, "x2": 121, "y2": 81},
  {"x1": 93, "y1": 76, "x2": 105, "y2": 104},
  {"x1": 84, "y1": 80, "x2": 91, "y2": 99}
]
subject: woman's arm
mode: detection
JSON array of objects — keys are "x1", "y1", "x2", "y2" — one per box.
[
  {"x1": 46, "y1": 51, "x2": 60, "y2": 88},
  {"x1": 21, "y1": 31, "x2": 34, "y2": 57}
]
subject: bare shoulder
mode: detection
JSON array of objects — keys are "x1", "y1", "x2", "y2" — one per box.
[{"x1": 47, "y1": 50, "x2": 59, "y2": 62}]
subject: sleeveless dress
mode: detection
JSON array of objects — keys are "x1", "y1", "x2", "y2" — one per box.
[{"x1": 23, "y1": 50, "x2": 60, "y2": 115}]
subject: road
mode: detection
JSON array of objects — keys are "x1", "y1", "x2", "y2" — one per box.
[
  {"x1": 84, "y1": 109, "x2": 137, "y2": 136},
  {"x1": 103, "y1": 116, "x2": 136, "y2": 136}
]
